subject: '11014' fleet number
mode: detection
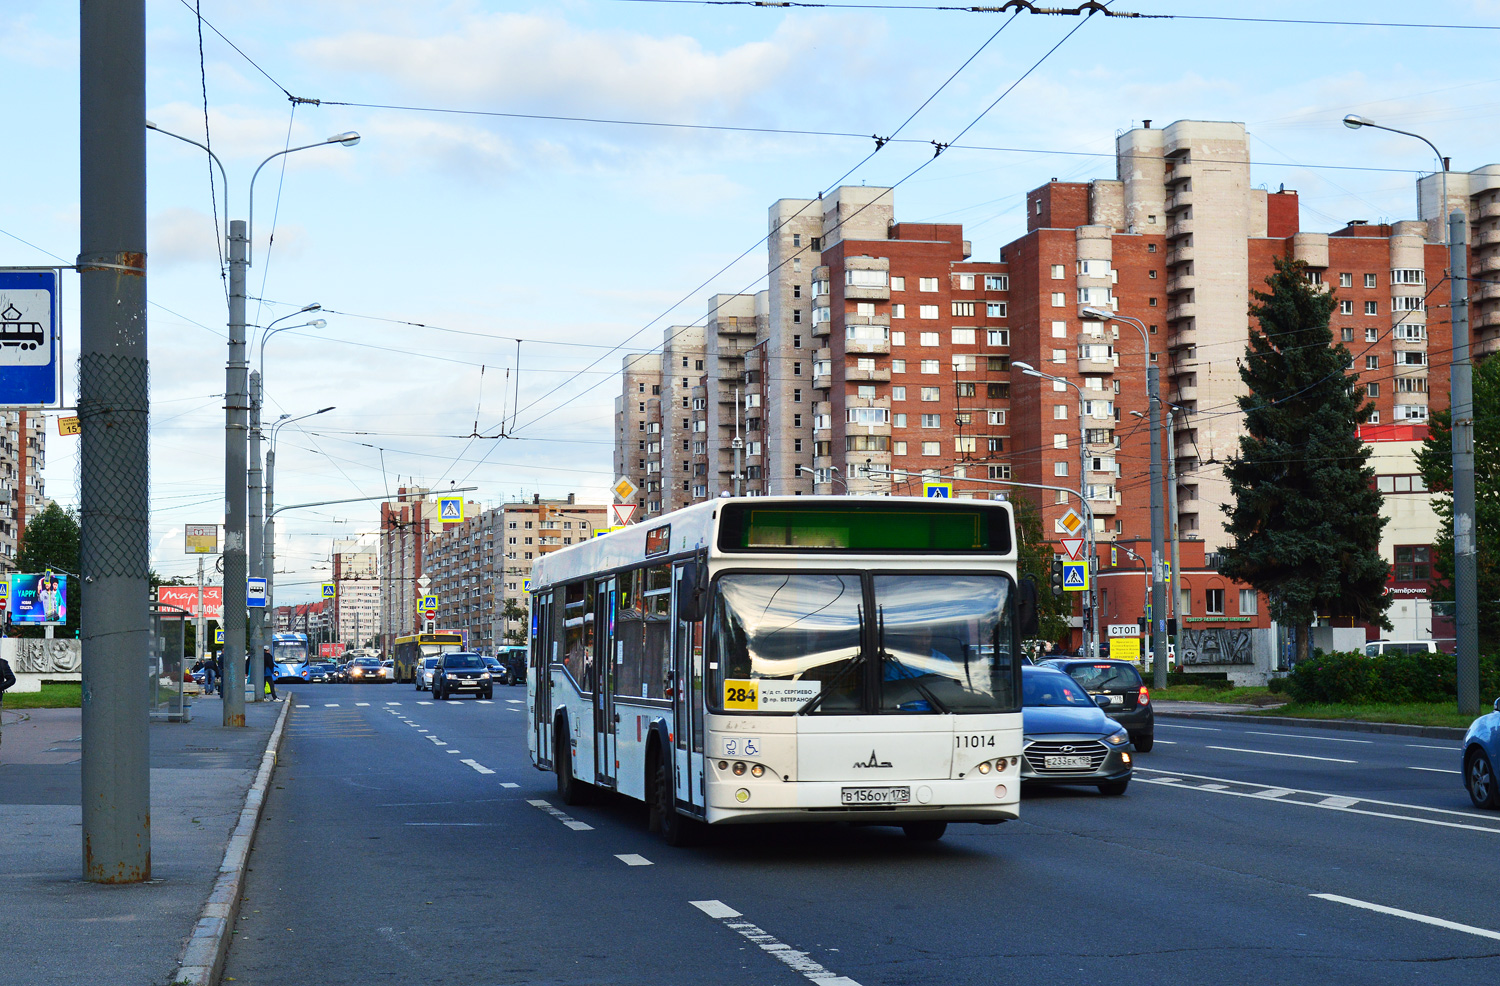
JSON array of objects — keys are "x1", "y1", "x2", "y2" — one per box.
[{"x1": 956, "y1": 734, "x2": 997, "y2": 749}]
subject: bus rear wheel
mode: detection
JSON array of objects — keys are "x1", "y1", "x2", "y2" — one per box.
[{"x1": 555, "y1": 731, "x2": 589, "y2": 806}]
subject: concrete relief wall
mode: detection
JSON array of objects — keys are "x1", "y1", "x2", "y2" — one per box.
[
  {"x1": 1179, "y1": 627, "x2": 1255, "y2": 665},
  {"x1": 7, "y1": 638, "x2": 82, "y2": 673}
]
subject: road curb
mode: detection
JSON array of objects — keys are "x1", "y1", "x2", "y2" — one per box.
[
  {"x1": 1157, "y1": 709, "x2": 1468, "y2": 740},
  {"x1": 173, "y1": 698, "x2": 293, "y2": 986}
]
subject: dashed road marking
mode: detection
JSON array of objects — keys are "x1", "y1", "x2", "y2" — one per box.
[
  {"x1": 1313, "y1": 894, "x2": 1500, "y2": 942},
  {"x1": 500, "y1": 782, "x2": 519, "y2": 789},
  {"x1": 418, "y1": 701, "x2": 432, "y2": 706},
  {"x1": 1158, "y1": 723, "x2": 1220, "y2": 731},
  {"x1": 386, "y1": 701, "x2": 402, "y2": 705},
  {"x1": 691, "y1": 900, "x2": 862, "y2": 985},
  {"x1": 478, "y1": 700, "x2": 493, "y2": 704},
  {"x1": 527, "y1": 799, "x2": 593, "y2": 831},
  {"x1": 427, "y1": 736, "x2": 446, "y2": 746},
  {"x1": 505, "y1": 699, "x2": 523, "y2": 704},
  {"x1": 1154, "y1": 740, "x2": 1177, "y2": 745},
  {"x1": 1245, "y1": 730, "x2": 1372, "y2": 745},
  {"x1": 295, "y1": 704, "x2": 310, "y2": 708},
  {"x1": 356, "y1": 702, "x2": 371, "y2": 707},
  {"x1": 1408, "y1": 744, "x2": 1460, "y2": 752},
  {"x1": 1319, "y1": 796, "x2": 1359, "y2": 808},
  {"x1": 324, "y1": 703, "x2": 340, "y2": 708},
  {"x1": 1409, "y1": 766, "x2": 1460, "y2": 775},
  {"x1": 1207, "y1": 745, "x2": 1357, "y2": 764},
  {"x1": 461, "y1": 759, "x2": 495, "y2": 775},
  {"x1": 615, "y1": 854, "x2": 653, "y2": 866},
  {"x1": 506, "y1": 708, "x2": 522, "y2": 713}
]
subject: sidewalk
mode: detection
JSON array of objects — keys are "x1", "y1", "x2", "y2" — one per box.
[
  {"x1": 0, "y1": 694, "x2": 288, "y2": 986},
  {"x1": 1153, "y1": 699, "x2": 1468, "y2": 740}
]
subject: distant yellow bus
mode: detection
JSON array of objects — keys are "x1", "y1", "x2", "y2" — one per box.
[{"x1": 392, "y1": 632, "x2": 464, "y2": 682}]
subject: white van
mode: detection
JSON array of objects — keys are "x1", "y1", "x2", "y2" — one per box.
[{"x1": 1364, "y1": 640, "x2": 1440, "y2": 657}]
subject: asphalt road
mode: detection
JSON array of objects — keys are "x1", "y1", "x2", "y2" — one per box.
[{"x1": 222, "y1": 684, "x2": 1500, "y2": 985}]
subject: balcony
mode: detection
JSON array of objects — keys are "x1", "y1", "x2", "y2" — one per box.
[
  {"x1": 1174, "y1": 384, "x2": 1198, "y2": 404},
  {"x1": 715, "y1": 316, "x2": 757, "y2": 337},
  {"x1": 1165, "y1": 301, "x2": 1197, "y2": 322},
  {"x1": 1165, "y1": 243, "x2": 1193, "y2": 266},
  {"x1": 1164, "y1": 188, "x2": 1193, "y2": 213},
  {"x1": 1478, "y1": 199, "x2": 1500, "y2": 220},
  {"x1": 1076, "y1": 357, "x2": 1114, "y2": 377},
  {"x1": 1165, "y1": 275, "x2": 1194, "y2": 295},
  {"x1": 844, "y1": 284, "x2": 890, "y2": 302},
  {"x1": 1474, "y1": 280, "x2": 1500, "y2": 303},
  {"x1": 846, "y1": 338, "x2": 890, "y2": 356},
  {"x1": 1165, "y1": 219, "x2": 1194, "y2": 240},
  {"x1": 1087, "y1": 497, "x2": 1117, "y2": 517},
  {"x1": 1474, "y1": 249, "x2": 1500, "y2": 275},
  {"x1": 847, "y1": 366, "x2": 891, "y2": 383}
]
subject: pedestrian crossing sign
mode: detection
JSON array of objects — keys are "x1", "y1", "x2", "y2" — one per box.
[
  {"x1": 1062, "y1": 561, "x2": 1089, "y2": 592},
  {"x1": 521, "y1": 577, "x2": 531, "y2": 592},
  {"x1": 214, "y1": 628, "x2": 224, "y2": 644},
  {"x1": 923, "y1": 482, "x2": 953, "y2": 499},
  {"x1": 439, "y1": 496, "x2": 464, "y2": 524},
  {"x1": 420, "y1": 594, "x2": 439, "y2": 611},
  {"x1": 321, "y1": 583, "x2": 335, "y2": 599}
]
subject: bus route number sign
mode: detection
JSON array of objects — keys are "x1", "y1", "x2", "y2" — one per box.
[{"x1": 724, "y1": 679, "x2": 758, "y2": 710}]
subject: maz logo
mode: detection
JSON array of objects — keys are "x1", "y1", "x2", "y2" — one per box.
[{"x1": 853, "y1": 750, "x2": 893, "y2": 769}]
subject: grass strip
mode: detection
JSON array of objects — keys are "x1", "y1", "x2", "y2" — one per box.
[{"x1": 3, "y1": 682, "x2": 82, "y2": 709}]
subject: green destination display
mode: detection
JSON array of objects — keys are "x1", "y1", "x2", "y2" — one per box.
[{"x1": 718, "y1": 502, "x2": 1011, "y2": 554}]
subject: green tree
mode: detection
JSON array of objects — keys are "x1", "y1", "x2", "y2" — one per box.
[
  {"x1": 1415, "y1": 353, "x2": 1500, "y2": 653},
  {"x1": 502, "y1": 597, "x2": 529, "y2": 644},
  {"x1": 1218, "y1": 257, "x2": 1391, "y2": 663},
  {"x1": 1010, "y1": 494, "x2": 1072, "y2": 648},
  {"x1": 14, "y1": 502, "x2": 82, "y2": 639}
]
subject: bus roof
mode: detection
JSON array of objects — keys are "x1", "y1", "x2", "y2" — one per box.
[{"x1": 529, "y1": 495, "x2": 1015, "y2": 590}]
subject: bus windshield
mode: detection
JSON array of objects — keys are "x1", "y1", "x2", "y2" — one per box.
[
  {"x1": 272, "y1": 641, "x2": 309, "y2": 665},
  {"x1": 712, "y1": 572, "x2": 1016, "y2": 714}
]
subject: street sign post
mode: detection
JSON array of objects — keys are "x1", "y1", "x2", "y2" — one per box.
[
  {"x1": 1061, "y1": 561, "x2": 1089, "y2": 592},
  {"x1": 246, "y1": 578, "x2": 267, "y2": 608},
  {"x1": 0, "y1": 270, "x2": 60, "y2": 405},
  {"x1": 214, "y1": 628, "x2": 225, "y2": 645},
  {"x1": 420, "y1": 594, "x2": 438, "y2": 611},
  {"x1": 438, "y1": 496, "x2": 464, "y2": 524},
  {"x1": 184, "y1": 524, "x2": 218, "y2": 554},
  {"x1": 613, "y1": 476, "x2": 638, "y2": 502},
  {"x1": 923, "y1": 482, "x2": 953, "y2": 499},
  {"x1": 1056, "y1": 508, "x2": 1085, "y2": 537}
]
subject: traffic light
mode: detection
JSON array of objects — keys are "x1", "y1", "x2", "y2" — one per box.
[{"x1": 1050, "y1": 557, "x2": 1065, "y2": 598}]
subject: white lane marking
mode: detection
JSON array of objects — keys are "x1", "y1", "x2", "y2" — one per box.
[
  {"x1": 506, "y1": 699, "x2": 523, "y2": 704},
  {"x1": 1199, "y1": 783, "x2": 1229, "y2": 791},
  {"x1": 1245, "y1": 730, "x2": 1372, "y2": 745},
  {"x1": 615, "y1": 854, "x2": 653, "y2": 866},
  {"x1": 418, "y1": 701, "x2": 433, "y2": 706},
  {"x1": 386, "y1": 702, "x2": 402, "y2": 705},
  {"x1": 477, "y1": 700, "x2": 493, "y2": 704},
  {"x1": 447, "y1": 749, "x2": 462, "y2": 754},
  {"x1": 356, "y1": 702, "x2": 370, "y2": 707},
  {"x1": 324, "y1": 703, "x2": 340, "y2": 708},
  {"x1": 404, "y1": 822, "x2": 490, "y2": 827},
  {"x1": 1153, "y1": 740, "x2": 1178, "y2": 745},
  {"x1": 527, "y1": 799, "x2": 594, "y2": 831},
  {"x1": 692, "y1": 900, "x2": 862, "y2": 986},
  {"x1": 427, "y1": 736, "x2": 446, "y2": 746},
  {"x1": 1207, "y1": 745, "x2": 1357, "y2": 764},
  {"x1": 1313, "y1": 894, "x2": 1500, "y2": 942},
  {"x1": 418, "y1": 729, "x2": 429, "y2": 732},
  {"x1": 1409, "y1": 766, "x2": 1461, "y2": 775},
  {"x1": 1408, "y1": 744, "x2": 1461, "y2": 752},
  {"x1": 1137, "y1": 768, "x2": 1500, "y2": 832},
  {"x1": 1158, "y1": 723, "x2": 1221, "y2": 731},
  {"x1": 500, "y1": 782, "x2": 519, "y2": 789},
  {"x1": 461, "y1": 759, "x2": 495, "y2": 775},
  {"x1": 1254, "y1": 788, "x2": 1295, "y2": 799},
  {"x1": 295, "y1": 704, "x2": 310, "y2": 708},
  {"x1": 1320, "y1": 796, "x2": 1359, "y2": 808}
]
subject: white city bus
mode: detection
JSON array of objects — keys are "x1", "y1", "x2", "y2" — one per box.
[{"x1": 527, "y1": 496, "x2": 1037, "y2": 845}]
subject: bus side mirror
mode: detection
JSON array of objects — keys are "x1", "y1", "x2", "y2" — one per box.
[
  {"x1": 677, "y1": 560, "x2": 707, "y2": 623},
  {"x1": 1017, "y1": 576, "x2": 1040, "y2": 639}
]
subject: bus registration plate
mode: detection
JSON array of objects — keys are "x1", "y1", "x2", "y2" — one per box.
[{"x1": 841, "y1": 786, "x2": 911, "y2": 806}]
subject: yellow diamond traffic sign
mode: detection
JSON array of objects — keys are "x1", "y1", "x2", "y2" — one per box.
[{"x1": 613, "y1": 476, "x2": 638, "y2": 502}]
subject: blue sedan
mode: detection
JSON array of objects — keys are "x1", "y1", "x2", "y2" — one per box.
[
  {"x1": 1463, "y1": 698, "x2": 1500, "y2": 808},
  {"x1": 1020, "y1": 666, "x2": 1135, "y2": 796}
]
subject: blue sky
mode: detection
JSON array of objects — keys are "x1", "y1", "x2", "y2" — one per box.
[{"x1": 3, "y1": 1, "x2": 1498, "y2": 600}]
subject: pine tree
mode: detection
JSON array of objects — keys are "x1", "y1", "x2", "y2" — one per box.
[
  {"x1": 1415, "y1": 352, "x2": 1500, "y2": 653},
  {"x1": 1218, "y1": 257, "x2": 1391, "y2": 662}
]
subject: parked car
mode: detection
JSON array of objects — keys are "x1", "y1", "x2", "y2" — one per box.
[
  {"x1": 345, "y1": 656, "x2": 385, "y2": 683},
  {"x1": 306, "y1": 662, "x2": 340, "y2": 683},
  {"x1": 1365, "y1": 639, "x2": 1440, "y2": 657},
  {"x1": 1020, "y1": 666, "x2": 1134, "y2": 796},
  {"x1": 495, "y1": 645, "x2": 528, "y2": 686},
  {"x1": 481, "y1": 655, "x2": 506, "y2": 682},
  {"x1": 1040, "y1": 658, "x2": 1153, "y2": 751},
  {"x1": 413, "y1": 655, "x2": 441, "y2": 692},
  {"x1": 431, "y1": 651, "x2": 492, "y2": 700},
  {"x1": 1464, "y1": 697, "x2": 1500, "y2": 809}
]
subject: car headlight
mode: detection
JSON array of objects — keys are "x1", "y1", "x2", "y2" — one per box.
[{"x1": 1105, "y1": 730, "x2": 1130, "y2": 746}]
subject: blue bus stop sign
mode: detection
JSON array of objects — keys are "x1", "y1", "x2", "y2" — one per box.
[{"x1": 0, "y1": 270, "x2": 58, "y2": 405}]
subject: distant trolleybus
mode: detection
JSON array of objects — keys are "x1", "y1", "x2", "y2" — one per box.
[
  {"x1": 527, "y1": 496, "x2": 1036, "y2": 845},
  {"x1": 392, "y1": 631, "x2": 465, "y2": 683},
  {"x1": 270, "y1": 632, "x2": 311, "y2": 682}
]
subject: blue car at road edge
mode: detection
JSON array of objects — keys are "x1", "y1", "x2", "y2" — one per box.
[{"x1": 1463, "y1": 697, "x2": 1500, "y2": 808}]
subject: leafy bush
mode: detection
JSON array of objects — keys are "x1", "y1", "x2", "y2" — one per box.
[
  {"x1": 1284, "y1": 650, "x2": 1500, "y2": 705},
  {"x1": 1267, "y1": 676, "x2": 1289, "y2": 695}
]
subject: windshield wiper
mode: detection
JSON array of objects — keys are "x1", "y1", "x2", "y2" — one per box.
[{"x1": 798, "y1": 604, "x2": 865, "y2": 714}]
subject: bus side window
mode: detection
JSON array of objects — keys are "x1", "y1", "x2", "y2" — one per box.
[
  {"x1": 563, "y1": 582, "x2": 591, "y2": 691},
  {"x1": 644, "y1": 565, "x2": 672, "y2": 700},
  {"x1": 617, "y1": 569, "x2": 645, "y2": 698},
  {"x1": 691, "y1": 619, "x2": 705, "y2": 754},
  {"x1": 532, "y1": 591, "x2": 551, "y2": 671}
]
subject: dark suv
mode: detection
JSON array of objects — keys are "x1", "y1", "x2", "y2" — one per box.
[
  {"x1": 1041, "y1": 658, "x2": 1154, "y2": 751},
  {"x1": 432, "y1": 652, "x2": 492, "y2": 700}
]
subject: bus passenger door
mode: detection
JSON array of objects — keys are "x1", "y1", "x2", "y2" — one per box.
[
  {"x1": 673, "y1": 558, "x2": 705, "y2": 816},
  {"x1": 532, "y1": 592, "x2": 552, "y2": 767},
  {"x1": 593, "y1": 578, "x2": 617, "y2": 788}
]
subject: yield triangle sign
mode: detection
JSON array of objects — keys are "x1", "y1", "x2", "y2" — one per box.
[
  {"x1": 610, "y1": 502, "x2": 637, "y2": 526},
  {"x1": 1060, "y1": 537, "x2": 1085, "y2": 561}
]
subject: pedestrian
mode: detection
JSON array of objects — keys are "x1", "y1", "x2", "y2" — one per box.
[
  {"x1": 0, "y1": 652, "x2": 14, "y2": 751},
  {"x1": 263, "y1": 647, "x2": 278, "y2": 701},
  {"x1": 204, "y1": 652, "x2": 218, "y2": 697}
]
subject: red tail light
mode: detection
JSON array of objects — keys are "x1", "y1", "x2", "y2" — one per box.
[{"x1": 1138, "y1": 685, "x2": 1150, "y2": 705}]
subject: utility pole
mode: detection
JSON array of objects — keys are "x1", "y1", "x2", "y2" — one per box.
[
  {"x1": 195, "y1": 557, "x2": 205, "y2": 670},
  {"x1": 248, "y1": 371, "x2": 264, "y2": 702},
  {"x1": 1167, "y1": 407, "x2": 1182, "y2": 662},
  {"x1": 79, "y1": 0, "x2": 151, "y2": 882},
  {"x1": 1450, "y1": 212, "x2": 1480, "y2": 715},
  {"x1": 222, "y1": 220, "x2": 249, "y2": 727},
  {"x1": 1147, "y1": 364, "x2": 1167, "y2": 689}
]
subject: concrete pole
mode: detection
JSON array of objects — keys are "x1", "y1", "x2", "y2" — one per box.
[
  {"x1": 248, "y1": 372, "x2": 264, "y2": 701},
  {"x1": 265, "y1": 447, "x2": 276, "y2": 647},
  {"x1": 222, "y1": 220, "x2": 248, "y2": 726},
  {"x1": 195, "y1": 557, "x2": 205, "y2": 669},
  {"x1": 1077, "y1": 391, "x2": 1095, "y2": 659},
  {"x1": 78, "y1": 0, "x2": 151, "y2": 882},
  {"x1": 1449, "y1": 212, "x2": 1480, "y2": 715},
  {"x1": 1167, "y1": 407, "x2": 1182, "y2": 661},
  {"x1": 1148, "y1": 366, "x2": 1168, "y2": 689}
]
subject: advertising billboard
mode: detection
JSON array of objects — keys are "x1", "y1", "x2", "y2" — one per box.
[
  {"x1": 11, "y1": 572, "x2": 66, "y2": 625},
  {"x1": 156, "y1": 585, "x2": 223, "y2": 619}
]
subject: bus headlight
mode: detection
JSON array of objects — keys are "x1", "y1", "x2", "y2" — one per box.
[
  {"x1": 732, "y1": 761, "x2": 747, "y2": 776},
  {"x1": 976, "y1": 761, "x2": 991, "y2": 774},
  {"x1": 750, "y1": 764, "x2": 764, "y2": 778}
]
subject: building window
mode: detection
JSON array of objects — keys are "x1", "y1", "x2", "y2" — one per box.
[
  {"x1": 1052, "y1": 320, "x2": 1068, "y2": 339},
  {"x1": 1341, "y1": 327, "x2": 1354, "y2": 342},
  {"x1": 1053, "y1": 405, "x2": 1068, "y2": 420},
  {"x1": 952, "y1": 328, "x2": 976, "y2": 345},
  {"x1": 891, "y1": 276, "x2": 905, "y2": 291},
  {"x1": 793, "y1": 309, "x2": 802, "y2": 323},
  {"x1": 952, "y1": 301, "x2": 975, "y2": 317},
  {"x1": 793, "y1": 414, "x2": 802, "y2": 427},
  {"x1": 1239, "y1": 589, "x2": 1258, "y2": 615},
  {"x1": 1339, "y1": 300, "x2": 1354, "y2": 315},
  {"x1": 1365, "y1": 327, "x2": 1379, "y2": 342},
  {"x1": 1366, "y1": 356, "x2": 1379, "y2": 370},
  {"x1": 1052, "y1": 349, "x2": 1067, "y2": 363},
  {"x1": 793, "y1": 388, "x2": 803, "y2": 402},
  {"x1": 1365, "y1": 301, "x2": 1379, "y2": 316},
  {"x1": 894, "y1": 412, "x2": 907, "y2": 427},
  {"x1": 957, "y1": 273, "x2": 975, "y2": 290},
  {"x1": 921, "y1": 414, "x2": 941, "y2": 428},
  {"x1": 1365, "y1": 273, "x2": 1378, "y2": 288},
  {"x1": 1205, "y1": 588, "x2": 1225, "y2": 615},
  {"x1": 985, "y1": 275, "x2": 1009, "y2": 291},
  {"x1": 892, "y1": 359, "x2": 906, "y2": 373},
  {"x1": 1053, "y1": 434, "x2": 1067, "y2": 449},
  {"x1": 1367, "y1": 382, "x2": 1380, "y2": 397},
  {"x1": 956, "y1": 382, "x2": 976, "y2": 397},
  {"x1": 1339, "y1": 272, "x2": 1354, "y2": 288},
  {"x1": 793, "y1": 284, "x2": 802, "y2": 298},
  {"x1": 919, "y1": 305, "x2": 940, "y2": 319},
  {"x1": 1148, "y1": 297, "x2": 1158, "y2": 307},
  {"x1": 892, "y1": 304, "x2": 905, "y2": 319},
  {"x1": 920, "y1": 332, "x2": 940, "y2": 346},
  {"x1": 793, "y1": 361, "x2": 803, "y2": 375},
  {"x1": 891, "y1": 331, "x2": 906, "y2": 345},
  {"x1": 987, "y1": 409, "x2": 1006, "y2": 425},
  {"x1": 894, "y1": 441, "x2": 908, "y2": 455},
  {"x1": 1054, "y1": 461, "x2": 1068, "y2": 476},
  {"x1": 857, "y1": 385, "x2": 876, "y2": 399},
  {"x1": 986, "y1": 301, "x2": 1008, "y2": 318},
  {"x1": 1051, "y1": 293, "x2": 1066, "y2": 308},
  {"x1": 987, "y1": 329, "x2": 1010, "y2": 346},
  {"x1": 893, "y1": 386, "x2": 907, "y2": 401},
  {"x1": 920, "y1": 359, "x2": 940, "y2": 374},
  {"x1": 792, "y1": 233, "x2": 801, "y2": 247},
  {"x1": 919, "y1": 277, "x2": 939, "y2": 292},
  {"x1": 921, "y1": 441, "x2": 940, "y2": 456},
  {"x1": 986, "y1": 383, "x2": 1009, "y2": 399},
  {"x1": 793, "y1": 334, "x2": 801, "y2": 348},
  {"x1": 1050, "y1": 264, "x2": 1066, "y2": 280},
  {"x1": 921, "y1": 387, "x2": 940, "y2": 402},
  {"x1": 1394, "y1": 545, "x2": 1431, "y2": 581}
]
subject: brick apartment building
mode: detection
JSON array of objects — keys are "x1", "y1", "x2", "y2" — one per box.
[
  {"x1": 614, "y1": 118, "x2": 1456, "y2": 645},
  {"x1": 494, "y1": 495, "x2": 608, "y2": 645},
  {"x1": 377, "y1": 487, "x2": 446, "y2": 653}
]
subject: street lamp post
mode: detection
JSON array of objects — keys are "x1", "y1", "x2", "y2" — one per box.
[
  {"x1": 248, "y1": 309, "x2": 326, "y2": 702},
  {"x1": 1343, "y1": 114, "x2": 1478, "y2": 715},
  {"x1": 265, "y1": 406, "x2": 336, "y2": 646},
  {"x1": 147, "y1": 124, "x2": 358, "y2": 725},
  {"x1": 1082, "y1": 306, "x2": 1167, "y2": 687},
  {"x1": 1014, "y1": 361, "x2": 1097, "y2": 659}
]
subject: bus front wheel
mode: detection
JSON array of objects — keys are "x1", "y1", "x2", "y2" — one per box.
[{"x1": 651, "y1": 755, "x2": 695, "y2": 847}]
